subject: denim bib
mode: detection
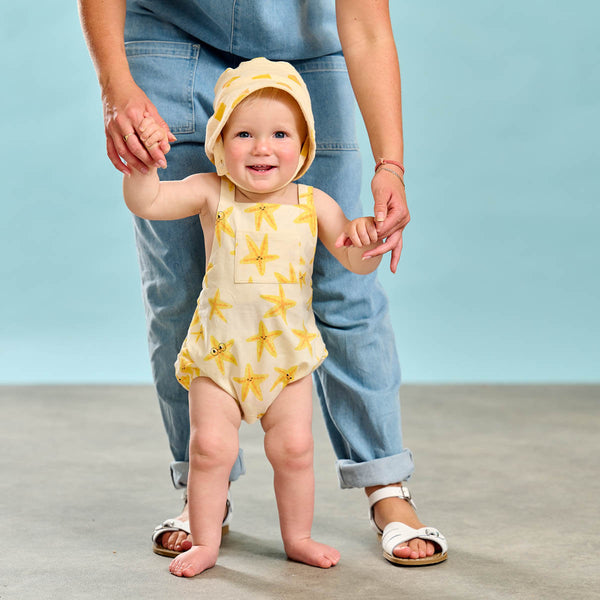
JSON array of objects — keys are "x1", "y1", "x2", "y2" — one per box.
[{"x1": 126, "y1": 0, "x2": 341, "y2": 60}]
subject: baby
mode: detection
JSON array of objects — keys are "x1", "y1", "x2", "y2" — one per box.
[{"x1": 123, "y1": 57, "x2": 388, "y2": 577}]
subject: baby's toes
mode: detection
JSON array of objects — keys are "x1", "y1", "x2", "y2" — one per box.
[
  {"x1": 181, "y1": 564, "x2": 197, "y2": 578},
  {"x1": 319, "y1": 551, "x2": 339, "y2": 568},
  {"x1": 169, "y1": 557, "x2": 184, "y2": 577}
]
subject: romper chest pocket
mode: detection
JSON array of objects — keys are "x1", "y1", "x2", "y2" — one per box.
[{"x1": 234, "y1": 231, "x2": 302, "y2": 284}]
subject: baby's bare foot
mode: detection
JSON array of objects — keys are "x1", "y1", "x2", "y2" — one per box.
[
  {"x1": 169, "y1": 545, "x2": 219, "y2": 577},
  {"x1": 284, "y1": 538, "x2": 340, "y2": 569}
]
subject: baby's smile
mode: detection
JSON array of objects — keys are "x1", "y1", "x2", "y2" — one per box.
[{"x1": 248, "y1": 164, "x2": 276, "y2": 172}]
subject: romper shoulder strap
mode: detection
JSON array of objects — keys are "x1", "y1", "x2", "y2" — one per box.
[
  {"x1": 219, "y1": 176, "x2": 236, "y2": 207},
  {"x1": 297, "y1": 184, "x2": 314, "y2": 205}
]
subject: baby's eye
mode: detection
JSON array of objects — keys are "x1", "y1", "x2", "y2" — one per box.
[
  {"x1": 274, "y1": 131, "x2": 287, "y2": 139},
  {"x1": 237, "y1": 131, "x2": 250, "y2": 138}
]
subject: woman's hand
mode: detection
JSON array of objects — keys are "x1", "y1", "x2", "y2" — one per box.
[
  {"x1": 102, "y1": 77, "x2": 176, "y2": 175},
  {"x1": 371, "y1": 166, "x2": 410, "y2": 273}
]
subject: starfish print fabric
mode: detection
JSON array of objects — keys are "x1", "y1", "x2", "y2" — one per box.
[{"x1": 175, "y1": 177, "x2": 327, "y2": 423}]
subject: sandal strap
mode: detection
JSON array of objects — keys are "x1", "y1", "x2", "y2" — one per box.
[
  {"x1": 381, "y1": 522, "x2": 448, "y2": 556},
  {"x1": 368, "y1": 485, "x2": 414, "y2": 509},
  {"x1": 152, "y1": 518, "x2": 191, "y2": 542},
  {"x1": 222, "y1": 491, "x2": 233, "y2": 527},
  {"x1": 151, "y1": 490, "x2": 233, "y2": 541},
  {"x1": 368, "y1": 485, "x2": 417, "y2": 534}
]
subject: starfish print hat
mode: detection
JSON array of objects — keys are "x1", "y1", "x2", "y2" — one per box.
[{"x1": 205, "y1": 57, "x2": 316, "y2": 187}]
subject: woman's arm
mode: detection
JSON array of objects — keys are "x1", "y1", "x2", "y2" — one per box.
[
  {"x1": 336, "y1": 0, "x2": 409, "y2": 273},
  {"x1": 78, "y1": 0, "x2": 175, "y2": 175}
]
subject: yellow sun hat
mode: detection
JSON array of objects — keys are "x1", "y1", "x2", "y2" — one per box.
[{"x1": 205, "y1": 57, "x2": 316, "y2": 183}]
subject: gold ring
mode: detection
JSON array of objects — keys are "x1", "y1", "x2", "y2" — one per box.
[{"x1": 123, "y1": 133, "x2": 134, "y2": 143}]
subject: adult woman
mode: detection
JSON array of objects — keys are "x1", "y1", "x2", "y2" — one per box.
[{"x1": 79, "y1": 0, "x2": 447, "y2": 565}]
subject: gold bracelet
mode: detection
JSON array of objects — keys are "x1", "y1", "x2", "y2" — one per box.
[{"x1": 376, "y1": 166, "x2": 405, "y2": 186}]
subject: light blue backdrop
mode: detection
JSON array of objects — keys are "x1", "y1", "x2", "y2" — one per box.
[{"x1": 1, "y1": 2, "x2": 598, "y2": 384}]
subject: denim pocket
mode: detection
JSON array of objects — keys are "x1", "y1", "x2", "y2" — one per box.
[
  {"x1": 125, "y1": 41, "x2": 199, "y2": 134},
  {"x1": 294, "y1": 55, "x2": 359, "y2": 152}
]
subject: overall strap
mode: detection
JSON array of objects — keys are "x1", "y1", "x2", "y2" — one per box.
[
  {"x1": 219, "y1": 176, "x2": 236, "y2": 207},
  {"x1": 297, "y1": 184, "x2": 314, "y2": 206}
]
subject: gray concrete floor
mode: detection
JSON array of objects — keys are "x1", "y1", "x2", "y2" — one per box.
[{"x1": 1, "y1": 384, "x2": 598, "y2": 599}]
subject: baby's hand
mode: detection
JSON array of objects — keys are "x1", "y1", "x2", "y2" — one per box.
[
  {"x1": 335, "y1": 217, "x2": 379, "y2": 249},
  {"x1": 138, "y1": 113, "x2": 170, "y2": 166}
]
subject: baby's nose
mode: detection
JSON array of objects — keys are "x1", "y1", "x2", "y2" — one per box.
[{"x1": 253, "y1": 138, "x2": 271, "y2": 154}]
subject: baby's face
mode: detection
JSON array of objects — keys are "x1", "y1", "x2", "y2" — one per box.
[{"x1": 221, "y1": 92, "x2": 307, "y2": 194}]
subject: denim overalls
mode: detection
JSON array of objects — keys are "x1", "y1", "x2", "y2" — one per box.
[{"x1": 124, "y1": 0, "x2": 414, "y2": 489}]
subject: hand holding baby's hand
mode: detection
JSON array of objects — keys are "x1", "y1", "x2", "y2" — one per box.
[
  {"x1": 137, "y1": 113, "x2": 171, "y2": 168},
  {"x1": 335, "y1": 217, "x2": 379, "y2": 249}
]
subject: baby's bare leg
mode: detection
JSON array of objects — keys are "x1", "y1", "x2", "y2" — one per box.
[
  {"x1": 169, "y1": 377, "x2": 241, "y2": 577},
  {"x1": 261, "y1": 376, "x2": 340, "y2": 568}
]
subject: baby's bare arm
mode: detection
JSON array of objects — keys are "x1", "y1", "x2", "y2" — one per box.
[
  {"x1": 123, "y1": 167, "x2": 220, "y2": 221},
  {"x1": 313, "y1": 189, "x2": 383, "y2": 274}
]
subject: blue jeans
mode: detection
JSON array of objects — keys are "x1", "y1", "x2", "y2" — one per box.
[{"x1": 125, "y1": 32, "x2": 414, "y2": 490}]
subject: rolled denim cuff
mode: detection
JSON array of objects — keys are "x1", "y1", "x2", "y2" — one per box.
[
  {"x1": 170, "y1": 461, "x2": 188, "y2": 489},
  {"x1": 170, "y1": 450, "x2": 246, "y2": 489},
  {"x1": 336, "y1": 450, "x2": 415, "y2": 489}
]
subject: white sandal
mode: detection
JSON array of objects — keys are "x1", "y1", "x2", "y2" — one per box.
[
  {"x1": 152, "y1": 489, "x2": 233, "y2": 558},
  {"x1": 368, "y1": 485, "x2": 448, "y2": 566}
]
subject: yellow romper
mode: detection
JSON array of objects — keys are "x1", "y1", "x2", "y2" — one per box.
[{"x1": 175, "y1": 177, "x2": 328, "y2": 423}]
